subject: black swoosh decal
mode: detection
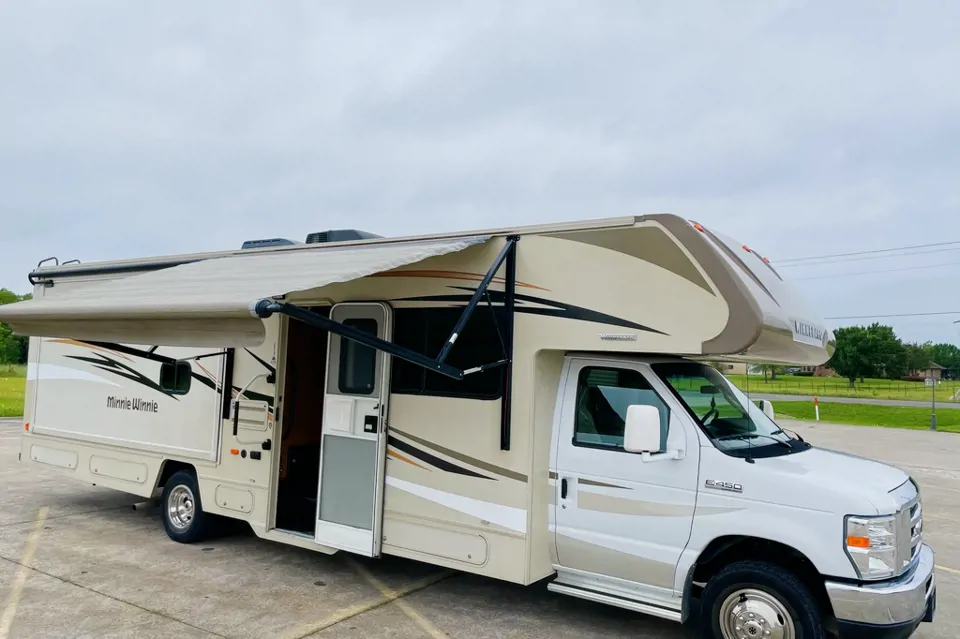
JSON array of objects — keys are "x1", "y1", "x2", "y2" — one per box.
[
  {"x1": 388, "y1": 436, "x2": 493, "y2": 480},
  {"x1": 394, "y1": 289, "x2": 668, "y2": 336},
  {"x1": 66, "y1": 354, "x2": 177, "y2": 399},
  {"x1": 84, "y1": 341, "x2": 220, "y2": 392}
]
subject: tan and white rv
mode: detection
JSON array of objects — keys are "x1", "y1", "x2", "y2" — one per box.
[{"x1": 0, "y1": 214, "x2": 936, "y2": 638}]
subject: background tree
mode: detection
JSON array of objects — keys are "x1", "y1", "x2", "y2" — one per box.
[{"x1": 0, "y1": 289, "x2": 30, "y2": 365}]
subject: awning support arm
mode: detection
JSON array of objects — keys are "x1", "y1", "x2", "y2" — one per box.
[
  {"x1": 436, "y1": 236, "x2": 519, "y2": 365},
  {"x1": 500, "y1": 235, "x2": 517, "y2": 451},
  {"x1": 253, "y1": 300, "x2": 468, "y2": 380}
]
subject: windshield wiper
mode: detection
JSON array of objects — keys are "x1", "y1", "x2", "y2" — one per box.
[
  {"x1": 771, "y1": 427, "x2": 805, "y2": 443},
  {"x1": 715, "y1": 433, "x2": 793, "y2": 450}
]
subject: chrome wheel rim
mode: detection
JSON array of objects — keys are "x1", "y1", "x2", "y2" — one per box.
[
  {"x1": 718, "y1": 588, "x2": 795, "y2": 639},
  {"x1": 167, "y1": 485, "x2": 196, "y2": 530}
]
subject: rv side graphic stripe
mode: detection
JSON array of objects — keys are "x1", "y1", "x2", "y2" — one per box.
[
  {"x1": 395, "y1": 290, "x2": 667, "y2": 336},
  {"x1": 79, "y1": 341, "x2": 219, "y2": 391},
  {"x1": 66, "y1": 354, "x2": 178, "y2": 399},
  {"x1": 370, "y1": 269, "x2": 551, "y2": 291},
  {"x1": 47, "y1": 338, "x2": 134, "y2": 361},
  {"x1": 387, "y1": 449, "x2": 431, "y2": 471},
  {"x1": 391, "y1": 428, "x2": 527, "y2": 483},
  {"x1": 385, "y1": 476, "x2": 527, "y2": 534},
  {"x1": 579, "y1": 478, "x2": 630, "y2": 490},
  {"x1": 387, "y1": 437, "x2": 493, "y2": 481},
  {"x1": 26, "y1": 362, "x2": 122, "y2": 387}
]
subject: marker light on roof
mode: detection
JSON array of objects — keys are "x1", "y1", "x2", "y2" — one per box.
[{"x1": 693, "y1": 223, "x2": 705, "y2": 232}]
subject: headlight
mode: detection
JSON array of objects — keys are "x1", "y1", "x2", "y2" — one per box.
[{"x1": 845, "y1": 514, "x2": 898, "y2": 580}]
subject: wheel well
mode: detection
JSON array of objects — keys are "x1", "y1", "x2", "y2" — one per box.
[
  {"x1": 155, "y1": 460, "x2": 196, "y2": 491},
  {"x1": 686, "y1": 536, "x2": 834, "y2": 624}
]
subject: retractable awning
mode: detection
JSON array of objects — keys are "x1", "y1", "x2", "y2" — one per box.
[{"x1": 0, "y1": 236, "x2": 489, "y2": 347}]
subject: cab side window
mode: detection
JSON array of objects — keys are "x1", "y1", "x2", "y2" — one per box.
[{"x1": 574, "y1": 366, "x2": 669, "y2": 452}]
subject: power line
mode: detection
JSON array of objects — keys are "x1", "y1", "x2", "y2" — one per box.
[
  {"x1": 825, "y1": 311, "x2": 960, "y2": 320},
  {"x1": 776, "y1": 240, "x2": 960, "y2": 264},
  {"x1": 777, "y1": 246, "x2": 960, "y2": 268},
  {"x1": 793, "y1": 260, "x2": 960, "y2": 281}
]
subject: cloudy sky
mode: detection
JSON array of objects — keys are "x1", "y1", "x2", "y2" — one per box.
[{"x1": 2, "y1": 1, "x2": 958, "y2": 344}]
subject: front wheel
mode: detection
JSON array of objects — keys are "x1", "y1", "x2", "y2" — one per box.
[{"x1": 701, "y1": 560, "x2": 826, "y2": 639}]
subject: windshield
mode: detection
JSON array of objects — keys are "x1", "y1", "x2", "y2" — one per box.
[{"x1": 651, "y1": 361, "x2": 799, "y2": 454}]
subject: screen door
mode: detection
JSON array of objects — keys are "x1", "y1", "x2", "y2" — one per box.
[{"x1": 315, "y1": 302, "x2": 392, "y2": 555}]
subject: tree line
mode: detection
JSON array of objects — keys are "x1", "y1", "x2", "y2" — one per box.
[
  {"x1": 0, "y1": 288, "x2": 31, "y2": 364},
  {"x1": 828, "y1": 322, "x2": 960, "y2": 386}
]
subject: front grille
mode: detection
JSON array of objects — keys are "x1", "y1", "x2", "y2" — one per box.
[{"x1": 894, "y1": 481, "x2": 923, "y2": 575}]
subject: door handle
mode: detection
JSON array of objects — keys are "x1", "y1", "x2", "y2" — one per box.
[{"x1": 561, "y1": 478, "x2": 568, "y2": 499}]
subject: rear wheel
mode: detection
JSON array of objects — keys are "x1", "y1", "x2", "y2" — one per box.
[
  {"x1": 701, "y1": 560, "x2": 826, "y2": 639},
  {"x1": 161, "y1": 470, "x2": 212, "y2": 543}
]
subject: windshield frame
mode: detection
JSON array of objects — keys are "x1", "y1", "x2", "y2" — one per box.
[{"x1": 650, "y1": 361, "x2": 808, "y2": 458}]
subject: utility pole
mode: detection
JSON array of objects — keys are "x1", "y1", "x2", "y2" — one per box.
[{"x1": 931, "y1": 368, "x2": 937, "y2": 430}]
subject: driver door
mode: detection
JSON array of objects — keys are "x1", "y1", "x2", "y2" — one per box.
[{"x1": 553, "y1": 359, "x2": 700, "y2": 598}]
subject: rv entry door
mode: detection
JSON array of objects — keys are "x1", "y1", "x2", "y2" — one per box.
[{"x1": 315, "y1": 302, "x2": 393, "y2": 556}]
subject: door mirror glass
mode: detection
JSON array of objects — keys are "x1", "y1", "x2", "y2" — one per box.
[{"x1": 623, "y1": 405, "x2": 664, "y2": 453}]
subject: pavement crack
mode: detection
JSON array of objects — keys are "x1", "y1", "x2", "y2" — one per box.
[{"x1": 0, "y1": 554, "x2": 227, "y2": 638}]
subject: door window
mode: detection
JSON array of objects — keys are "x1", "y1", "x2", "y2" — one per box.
[
  {"x1": 338, "y1": 318, "x2": 378, "y2": 395},
  {"x1": 573, "y1": 366, "x2": 668, "y2": 451}
]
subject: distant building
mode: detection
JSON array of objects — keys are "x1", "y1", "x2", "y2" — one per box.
[
  {"x1": 909, "y1": 362, "x2": 945, "y2": 381},
  {"x1": 799, "y1": 365, "x2": 836, "y2": 377}
]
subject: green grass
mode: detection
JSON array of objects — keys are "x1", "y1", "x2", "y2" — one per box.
[
  {"x1": 0, "y1": 364, "x2": 25, "y2": 418},
  {"x1": 774, "y1": 401, "x2": 960, "y2": 432},
  {"x1": 728, "y1": 373, "x2": 960, "y2": 403}
]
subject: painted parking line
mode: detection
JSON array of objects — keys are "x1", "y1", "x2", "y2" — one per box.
[
  {"x1": 281, "y1": 569, "x2": 453, "y2": 639},
  {"x1": 0, "y1": 507, "x2": 49, "y2": 639},
  {"x1": 936, "y1": 564, "x2": 960, "y2": 576},
  {"x1": 346, "y1": 558, "x2": 450, "y2": 639}
]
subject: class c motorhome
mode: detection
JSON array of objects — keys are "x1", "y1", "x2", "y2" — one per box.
[{"x1": 0, "y1": 214, "x2": 936, "y2": 638}]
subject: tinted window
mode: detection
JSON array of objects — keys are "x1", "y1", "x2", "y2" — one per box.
[
  {"x1": 391, "y1": 307, "x2": 505, "y2": 399},
  {"x1": 159, "y1": 360, "x2": 192, "y2": 395},
  {"x1": 338, "y1": 318, "x2": 378, "y2": 395},
  {"x1": 574, "y1": 366, "x2": 668, "y2": 451}
]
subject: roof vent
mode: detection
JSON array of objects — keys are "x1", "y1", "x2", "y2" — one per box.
[
  {"x1": 305, "y1": 229, "x2": 382, "y2": 244},
  {"x1": 240, "y1": 238, "x2": 300, "y2": 250}
]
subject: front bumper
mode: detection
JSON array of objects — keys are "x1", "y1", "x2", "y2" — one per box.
[{"x1": 826, "y1": 543, "x2": 935, "y2": 638}]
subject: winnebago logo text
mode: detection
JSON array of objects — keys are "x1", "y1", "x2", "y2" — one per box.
[
  {"x1": 107, "y1": 396, "x2": 159, "y2": 413},
  {"x1": 793, "y1": 321, "x2": 824, "y2": 342}
]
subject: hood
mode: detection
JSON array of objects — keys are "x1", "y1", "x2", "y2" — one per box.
[{"x1": 748, "y1": 446, "x2": 911, "y2": 515}]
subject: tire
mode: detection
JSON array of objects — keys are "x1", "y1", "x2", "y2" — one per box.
[
  {"x1": 160, "y1": 470, "x2": 212, "y2": 543},
  {"x1": 700, "y1": 560, "x2": 826, "y2": 639}
]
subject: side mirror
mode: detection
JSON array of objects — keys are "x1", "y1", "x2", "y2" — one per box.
[
  {"x1": 623, "y1": 405, "x2": 663, "y2": 454},
  {"x1": 758, "y1": 399, "x2": 775, "y2": 421}
]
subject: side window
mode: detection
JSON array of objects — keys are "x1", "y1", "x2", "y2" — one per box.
[
  {"x1": 390, "y1": 307, "x2": 505, "y2": 399},
  {"x1": 159, "y1": 360, "x2": 192, "y2": 395},
  {"x1": 574, "y1": 366, "x2": 668, "y2": 451},
  {"x1": 338, "y1": 318, "x2": 378, "y2": 395}
]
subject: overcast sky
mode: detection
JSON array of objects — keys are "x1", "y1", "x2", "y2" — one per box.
[{"x1": 2, "y1": 1, "x2": 958, "y2": 344}]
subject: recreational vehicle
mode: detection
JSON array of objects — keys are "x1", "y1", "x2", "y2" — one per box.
[{"x1": 0, "y1": 214, "x2": 935, "y2": 637}]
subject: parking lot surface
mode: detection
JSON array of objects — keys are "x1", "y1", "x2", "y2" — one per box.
[{"x1": 0, "y1": 417, "x2": 953, "y2": 638}]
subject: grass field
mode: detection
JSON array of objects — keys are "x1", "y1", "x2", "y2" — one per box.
[
  {"x1": 728, "y1": 373, "x2": 960, "y2": 403},
  {"x1": 774, "y1": 400, "x2": 960, "y2": 432},
  {"x1": 0, "y1": 364, "x2": 25, "y2": 418}
]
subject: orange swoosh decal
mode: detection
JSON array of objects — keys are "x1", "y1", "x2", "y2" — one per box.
[
  {"x1": 371, "y1": 270, "x2": 550, "y2": 291},
  {"x1": 388, "y1": 449, "x2": 431, "y2": 471}
]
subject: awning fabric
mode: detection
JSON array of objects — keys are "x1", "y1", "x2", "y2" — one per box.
[{"x1": 0, "y1": 236, "x2": 488, "y2": 347}]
